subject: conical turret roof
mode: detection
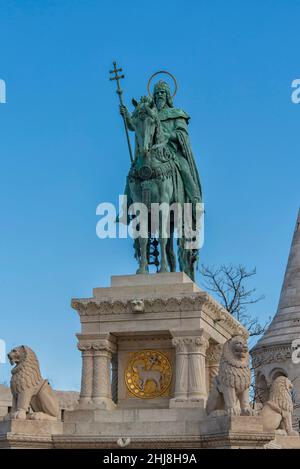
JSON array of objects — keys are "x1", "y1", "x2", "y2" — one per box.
[{"x1": 254, "y1": 209, "x2": 300, "y2": 348}]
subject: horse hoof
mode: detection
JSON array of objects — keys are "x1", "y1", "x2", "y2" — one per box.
[
  {"x1": 159, "y1": 267, "x2": 168, "y2": 273},
  {"x1": 136, "y1": 268, "x2": 149, "y2": 275}
]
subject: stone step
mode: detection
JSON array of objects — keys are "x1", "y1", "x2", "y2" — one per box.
[
  {"x1": 63, "y1": 419, "x2": 200, "y2": 437},
  {"x1": 111, "y1": 273, "x2": 194, "y2": 287},
  {"x1": 64, "y1": 407, "x2": 205, "y2": 424},
  {"x1": 93, "y1": 283, "x2": 201, "y2": 300}
]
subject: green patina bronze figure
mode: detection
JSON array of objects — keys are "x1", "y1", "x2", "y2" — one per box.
[{"x1": 110, "y1": 64, "x2": 203, "y2": 280}]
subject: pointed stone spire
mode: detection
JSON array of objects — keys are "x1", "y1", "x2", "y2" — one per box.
[{"x1": 255, "y1": 209, "x2": 300, "y2": 347}]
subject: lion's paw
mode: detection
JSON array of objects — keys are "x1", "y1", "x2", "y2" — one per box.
[
  {"x1": 241, "y1": 407, "x2": 254, "y2": 416},
  {"x1": 30, "y1": 412, "x2": 57, "y2": 421},
  {"x1": 226, "y1": 406, "x2": 240, "y2": 416},
  {"x1": 11, "y1": 410, "x2": 27, "y2": 420},
  {"x1": 288, "y1": 430, "x2": 299, "y2": 437}
]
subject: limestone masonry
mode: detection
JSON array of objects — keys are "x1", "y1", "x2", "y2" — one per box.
[{"x1": 1, "y1": 270, "x2": 300, "y2": 448}]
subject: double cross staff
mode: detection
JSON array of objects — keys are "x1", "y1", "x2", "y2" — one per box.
[{"x1": 109, "y1": 61, "x2": 134, "y2": 163}]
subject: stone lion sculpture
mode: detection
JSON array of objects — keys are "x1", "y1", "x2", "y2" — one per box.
[
  {"x1": 206, "y1": 335, "x2": 252, "y2": 416},
  {"x1": 261, "y1": 376, "x2": 298, "y2": 436},
  {"x1": 6, "y1": 345, "x2": 60, "y2": 421}
]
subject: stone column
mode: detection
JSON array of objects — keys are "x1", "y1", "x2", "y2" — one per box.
[
  {"x1": 206, "y1": 343, "x2": 223, "y2": 391},
  {"x1": 111, "y1": 353, "x2": 118, "y2": 404},
  {"x1": 187, "y1": 335, "x2": 209, "y2": 402},
  {"x1": 92, "y1": 338, "x2": 116, "y2": 410},
  {"x1": 78, "y1": 345, "x2": 93, "y2": 407},
  {"x1": 170, "y1": 336, "x2": 189, "y2": 406}
]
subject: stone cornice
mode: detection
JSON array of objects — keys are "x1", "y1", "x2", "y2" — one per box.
[
  {"x1": 72, "y1": 293, "x2": 247, "y2": 339},
  {"x1": 250, "y1": 343, "x2": 292, "y2": 367},
  {"x1": 52, "y1": 433, "x2": 274, "y2": 449},
  {"x1": 72, "y1": 295, "x2": 207, "y2": 315}
]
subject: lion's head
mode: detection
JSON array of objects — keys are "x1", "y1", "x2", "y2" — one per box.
[
  {"x1": 219, "y1": 335, "x2": 251, "y2": 392},
  {"x1": 228, "y1": 335, "x2": 249, "y2": 361},
  {"x1": 8, "y1": 345, "x2": 28, "y2": 366},
  {"x1": 131, "y1": 299, "x2": 145, "y2": 313},
  {"x1": 268, "y1": 376, "x2": 294, "y2": 413},
  {"x1": 8, "y1": 345, "x2": 43, "y2": 395}
]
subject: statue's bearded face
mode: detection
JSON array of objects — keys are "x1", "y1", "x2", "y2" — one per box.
[{"x1": 154, "y1": 90, "x2": 167, "y2": 110}]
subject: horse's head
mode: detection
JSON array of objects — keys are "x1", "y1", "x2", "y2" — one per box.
[{"x1": 132, "y1": 96, "x2": 158, "y2": 156}]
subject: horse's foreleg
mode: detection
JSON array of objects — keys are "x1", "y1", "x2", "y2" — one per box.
[
  {"x1": 159, "y1": 237, "x2": 168, "y2": 273},
  {"x1": 136, "y1": 237, "x2": 149, "y2": 274},
  {"x1": 158, "y1": 205, "x2": 169, "y2": 273},
  {"x1": 166, "y1": 222, "x2": 176, "y2": 272}
]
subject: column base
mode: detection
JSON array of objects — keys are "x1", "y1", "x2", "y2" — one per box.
[
  {"x1": 189, "y1": 394, "x2": 207, "y2": 404},
  {"x1": 169, "y1": 397, "x2": 206, "y2": 408},
  {"x1": 92, "y1": 397, "x2": 116, "y2": 410},
  {"x1": 77, "y1": 398, "x2": 95, "y2": 410}
]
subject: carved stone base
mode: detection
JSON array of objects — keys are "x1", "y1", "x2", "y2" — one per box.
[
  {"x1": 199, "y1": 415, "x2": 275, "y2": 449},
  {"x1": 73, "y1": 273, "x2": 246, "y2": 411},
  {"x1": 62, "y1": 407, "x2": 206, "y2": 439},
  {"x1": 55, "y1": 412, "x2": 278, "y2": 449},
  {"x1": 0, "y1": 419, "x2": 63, "y2": 449},
  {"x1": 273, "y1": 435, "x2": 300, "y2": 449}
]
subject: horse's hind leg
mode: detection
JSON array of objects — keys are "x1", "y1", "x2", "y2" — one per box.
[
  {"x1": 159, "y1": 209, "x2": 170, "y2": 273},
  {"x1": 136, "y1": 237, "x2": 149, "y2": 274},
  {"x1": 166, "y1": 221, "x2": 176, "y2": 272},
  {"x1": 159, "y1": 237, "x2": 168, "y2": 273}
]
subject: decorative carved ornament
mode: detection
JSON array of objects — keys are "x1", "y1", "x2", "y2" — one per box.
[
  {"x1": 206, "y1": 344, "x2": 223, "y2": 363},
  {"x1": 251, "y1": 344, "x2": 292, "y2": 368},
  {"x1": 77, "y1": 340, "x2": 114, "y2": 353},
  {"x1": 72, "y1": 293, "x2": 247, "y2": 338},
  {"x1": 172, "y1": 336, "x2": 209, "y2": 354}
]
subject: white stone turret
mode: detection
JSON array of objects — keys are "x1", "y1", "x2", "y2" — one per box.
[{"x1": 251, "y1": 209, "x2": 300, "y2": 425}]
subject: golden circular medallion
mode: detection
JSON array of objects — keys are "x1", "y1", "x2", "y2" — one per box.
[{"x1": 125, "y1": 350, "x2": 172, "y2": 399}]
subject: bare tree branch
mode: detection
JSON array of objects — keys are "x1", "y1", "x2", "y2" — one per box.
[{"x1": 200, "y1": 264, "x2": 269, "y2": 337}]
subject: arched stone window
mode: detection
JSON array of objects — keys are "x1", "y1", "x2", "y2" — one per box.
[
  {"x1": 255, "y1": 373, "x2": 269, "y2": 404},
  {"x1": 270, "y1": 368, "x2": 288, "y2": 382}
]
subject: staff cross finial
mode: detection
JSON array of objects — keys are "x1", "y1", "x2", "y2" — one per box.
[
  {"x1": 109, "y1": 61, "x2": 125, "y2": 95},
  {"x1": 109, "y1": 61, "x2": 133, "y2": 163}
]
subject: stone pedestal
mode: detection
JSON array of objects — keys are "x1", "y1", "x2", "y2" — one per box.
[
  {"x1": 65, "y1": 273, "x2": 248, "y2": 445},
  {"x1": 273, "y1": 434, "x2": 300, "y2": 449},
  {"x1": 72, "y1": 273, "x2": 245, "y2": 410},
  {"x1": 199, "y1": 416, "x2": 275, "y2": 449},
  {"x1": 5, "y1": 273, "x2": 299, "y2": 449},
  {"x1": 0, "y1": 419, "x2": 63, "y2": 449}
]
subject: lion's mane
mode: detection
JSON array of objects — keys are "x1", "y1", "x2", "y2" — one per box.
[
  {"x1": 218, "y1": 336, "x2": 251, "y2": 394},
  {"x1": 10, "y1": 346, "x2": 43, "y2": 395},
  {"x1": 268, "y1": 376, "x2": 293, "y2": 414}
]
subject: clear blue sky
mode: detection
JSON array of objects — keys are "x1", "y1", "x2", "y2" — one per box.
[{"x1": 0, "y1": 0, "x2": 299, "y2": 390}]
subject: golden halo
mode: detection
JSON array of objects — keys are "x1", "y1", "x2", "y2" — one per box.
[{"x1": 147, "y1": 70, "x2": 178, "y2": 98}]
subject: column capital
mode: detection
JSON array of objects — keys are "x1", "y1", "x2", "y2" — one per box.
[
  {"x1": 92, "y1": 341, "x2": 114, "y2": 354},
  {"x1": 77, "y1": 343, "x2": 93, "y2": 353},
  {"x1": 187, "y1": 336, "x2": 209, "y2": 355},
  {"x1": 171, "y1": 329, "x2": 209, "y2": 355},
  {"x1": 172, "y1": 337, "x2": 189, "y2": 353},
  {"x1": 77, "y1": 334, "x2": 116, "y2": 354}
]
